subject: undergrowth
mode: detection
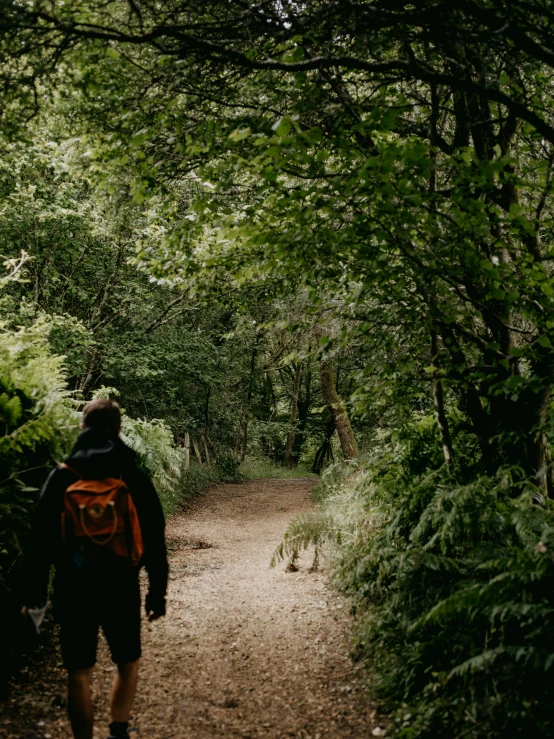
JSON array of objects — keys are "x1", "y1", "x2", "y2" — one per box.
[
  {"x1": 240, "y1": 455, "x2": 316, "y2": 480},
  {"x1": 174, "y1": 453, "x2": 243, "y2": 511},
  {"x1": 121, "y1": 416, "x2": 183, "y2": 515},
  {"x1": 0, "y1": 316, "x2": 78, "y2": 697},
  {"x1": 273, "y1": 424, "x2": 554, "y2": 738},
  {"x1": 179, "y1": 462, "x2": 226, "y2": 503}
]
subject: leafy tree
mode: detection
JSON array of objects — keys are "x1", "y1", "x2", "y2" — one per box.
[
  {"x1": 3, "y1": 3, "x2": 554, "y2": 732},
  {"x1": 3, "y1": 0, "x2": 554, "y2": 484}
]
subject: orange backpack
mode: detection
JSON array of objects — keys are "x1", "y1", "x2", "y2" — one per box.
[{"x1": 60, "y1": 463, "x2": 144, "y2": 566}]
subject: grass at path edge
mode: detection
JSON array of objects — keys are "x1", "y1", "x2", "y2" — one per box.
[{"x1": 239, "y1": 456, "x2": 318, "y2": 480}]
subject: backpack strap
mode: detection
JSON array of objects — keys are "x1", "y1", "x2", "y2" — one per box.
[{"x1": 59, "y1": 462, "x2": 81, "y2": 478}]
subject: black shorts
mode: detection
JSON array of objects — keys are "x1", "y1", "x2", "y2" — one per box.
[{"x1": 54, "y1": 564, "x2": 141, "y2": 672}]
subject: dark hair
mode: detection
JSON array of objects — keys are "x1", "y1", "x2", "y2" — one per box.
[{"x1": 82, "y1": 398, "x2": 122, "y2": 434}]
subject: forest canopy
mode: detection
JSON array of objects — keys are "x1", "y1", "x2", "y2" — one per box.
[
  {"x1": 1, "y1": 1, "x2": 554, "y2": 736},
  {"x1": 2, "y1": 0, "x2": 554, "y2": 479}
]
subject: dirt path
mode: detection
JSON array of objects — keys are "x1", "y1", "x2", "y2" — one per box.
[{"x1": 2, "y1": 478, "x2": 379, "y2": 738}]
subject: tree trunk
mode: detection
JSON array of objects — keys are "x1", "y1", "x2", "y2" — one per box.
[
  {"x1": 240, "y1": 418, "x2": 249, "y2": 462},
  {"x1": 292, "y1": 363, "x2": 312, "y2": 465},
  {"x1": 312, "y1": 412, "x2": 336, "y2": 474},
  {"x1": 204, "y1": 386, "x2": 212, "y2": 443},
  {"x1": 241, "y1": 336, "x2": 259, "y2": 461},
  {"x1": 493, "y1": 383, "x2": 553, "y2": 495},
  {"x1": 77, "y1": 345, "x2": 101, "y2": 395},
  {"x1": 319, "y1": 362, "x2": 358, "y2": 460},
  {"x1": 202, "y1": 435, "x2": 211, "y2": 467},
  {"x1": 431, "y1": 331, "x2": 455, "y2": 468},
  {"x1": 183, "y1": 432, "x2": 190, "y2": 471},
  {"x1": 235, "y1": 408, "x2": 245, "y2": 454},
  {"x1": 192, "y1": 438, "x2": 203, "y2": 466},
  {"x1": 284, "y1": 362, "x2": 302, "y2": 468}
]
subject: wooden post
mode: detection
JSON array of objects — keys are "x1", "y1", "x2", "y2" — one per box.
[
  {"x1": 192, "y1": 438, "x2": 203, "y2": 466},
  {"x1": 183, "y1": 432, "x2": 190, "y2": 471},
  {"x1": 202, "y1": 435, "x2": 211, "y2": 466}
]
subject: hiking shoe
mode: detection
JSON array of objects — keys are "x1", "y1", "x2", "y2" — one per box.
[{"x1": 109, "y1": 720, "x2": 142, "y2": 738}]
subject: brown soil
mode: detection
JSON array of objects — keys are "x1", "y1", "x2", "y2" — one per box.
[{"x1": 1, "y1": 478, "x2": 380, "y2": 738}]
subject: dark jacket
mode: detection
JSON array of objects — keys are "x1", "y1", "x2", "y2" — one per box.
[{"x1": 23, "y1": 427, "x2": 169, "y2": 613}]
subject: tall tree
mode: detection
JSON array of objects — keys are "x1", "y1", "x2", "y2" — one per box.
[
  {"x1": 3, "y1": 0, "x2": 554, "y2": 480},
  {"x1": 320, "y1": 361, "x2": 358, "y2": 461},
  {"x1": 283, "y1": 361, "x2": 302, "y2": 468}
]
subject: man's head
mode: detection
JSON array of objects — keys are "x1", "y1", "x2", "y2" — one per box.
[{"x1": 82, "y1": 398, "x2": 122, "y2": 435}]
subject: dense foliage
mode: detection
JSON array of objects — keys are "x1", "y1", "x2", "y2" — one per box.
[
  {"x1": 1, "y1": 0, "x2": 554, "y2": 734},
  {"x1": 0, "y1": 303, "x2": 186, "y2": 693},
  {"x1": 2, "y1": 0, "x2": 553, "y2": 480},
  {"x1": 0, "y1": 314, "x2": 76, "y2": 606},
  {"x1": 276, "y1": 429, "x2": 554, "y2": 738}
]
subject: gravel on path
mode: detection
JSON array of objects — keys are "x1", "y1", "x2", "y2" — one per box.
[{"x1": 1, "y1": 477, "x2": 379, "y2": 738}]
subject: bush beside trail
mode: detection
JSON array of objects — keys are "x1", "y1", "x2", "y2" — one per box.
[
  {"x1": 0, "y1": 317, "x2": 77, "y2": 697},
  {"x1": 275, "y1": 422, "x2": 554, "y2": 738},
  {"x1": 0, "y1": 331, "x2": 193, "y2": 695}
]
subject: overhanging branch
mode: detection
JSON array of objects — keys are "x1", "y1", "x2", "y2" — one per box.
[{"x1": 12, "y1": 10, "x2": 554, "y2": 145}]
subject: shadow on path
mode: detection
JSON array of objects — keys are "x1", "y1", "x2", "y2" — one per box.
[{"x1": 1, "y1": 478, "x2": 378, "y2": 738}]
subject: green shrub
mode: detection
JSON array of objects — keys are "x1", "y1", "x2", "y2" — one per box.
[
  {"x1": 0, "y1": 315, "x2": 79, "y2": 695},
  {"x1": 215, "y1": 451, "x2": 242, "y2": 482},
  {"x1": 176, "y1": 453, "x2": 254, "y2": 509},
  {"x1": 396, "y1": 412, "x2": 484, "y2": 483},
  {"x1": 179, "y1": 462, "x2": 222, "y2": 503},
  {"x1": 0, "y1": 316, "x2": 79, "y2": 585},
  {"x1": 121, "y1": 416, "x2": 182, "y2": 515},
  {"x1": 276, "y1": 441, "x2": 554, "y2": 738}
]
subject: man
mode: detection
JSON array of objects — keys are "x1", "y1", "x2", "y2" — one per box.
[{"x1": 22, "y1": 398, "x2": 168, "y2": 739}]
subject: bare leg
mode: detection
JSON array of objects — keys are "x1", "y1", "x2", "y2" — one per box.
[
  {"x1": 67, "y1": 667, "x2": 94, "y2": 739},
  {"x1": 109, "y1": 659, "x2": 140, "y2": 723}
]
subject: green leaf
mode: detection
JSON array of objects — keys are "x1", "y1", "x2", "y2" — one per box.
[
  {"x1": 229, "y1": 127, "x2": 251, "y2": 142},
  {"x1": 271, "y1": 118, "x2": 292, "y2": 137}
]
